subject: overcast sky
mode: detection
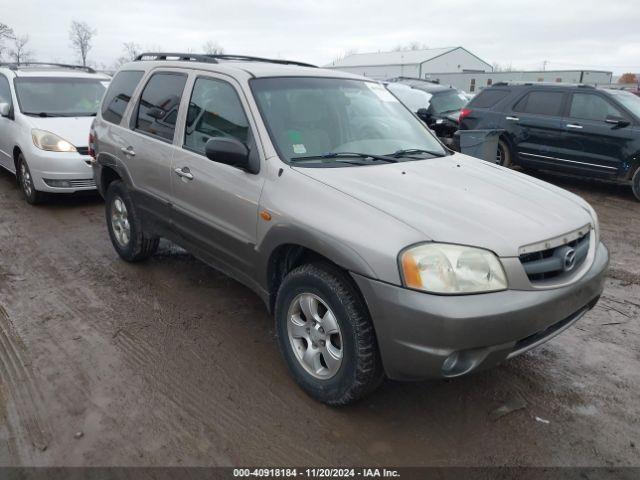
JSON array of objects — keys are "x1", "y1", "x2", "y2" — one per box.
[{"x1": 1, "y1": 0, "x2": 639, "y2": 74}]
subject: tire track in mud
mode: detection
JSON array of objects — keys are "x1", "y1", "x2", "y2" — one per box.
[{"x1": 0, "y1": 304, "x2": 51, "y2": 455}]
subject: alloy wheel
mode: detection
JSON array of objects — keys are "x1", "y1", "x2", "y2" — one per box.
[
  {"x1": 287, "y1": 293, "x2": 343, "y2": 379},
  {"x1": 20, "y1": 162, "x2": 34, "y2": 198},
  {"x1": 111, "y1": 196, "x2": 131, "y2": 247}
]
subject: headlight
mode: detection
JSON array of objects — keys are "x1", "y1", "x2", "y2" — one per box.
[
  {"x1": 32, "y1": 129, "x2": 77, "y2": 152},
  {"x1": 585, "y1": 204, "x2": 599, "y2": 244},
  {"x1": 400, "y1": 243, "x2": 508, "y2": 294}
]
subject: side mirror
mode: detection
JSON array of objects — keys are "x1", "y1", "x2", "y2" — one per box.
[
  {"x1": 205, "y1": 137, "x2": 254, "y2": 172},
  {"x1": 0, "y1": 102, "x2": 10, "y2": 117},
  {"x1": 147, "y1": 107, "x2": 166, "y2": 120},
  {"x1": 605, "y1": 115, "x2": 630, "y2": 128}
]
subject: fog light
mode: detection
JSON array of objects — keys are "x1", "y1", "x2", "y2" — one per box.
[{"x1": 43, "y1": 179, "x2": 72, "y2": 188}]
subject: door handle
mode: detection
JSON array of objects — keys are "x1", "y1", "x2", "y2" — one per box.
[
  {"x1": 120, "y1": 146, "x2": 136, "y2": 156},
  {"x1": 505, "y1": 116, "x2": 519, "y2": 122},
  {"x1": 174, "y1": 167, "x2": 194, "y2": 181},
  {"x1": 566, "y1": 123, "x2": 583, "y2": 129}
]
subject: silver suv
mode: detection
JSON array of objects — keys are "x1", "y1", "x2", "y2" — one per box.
[{"x1": 92, "y1": 53, "x2": 609, "y2": 405}]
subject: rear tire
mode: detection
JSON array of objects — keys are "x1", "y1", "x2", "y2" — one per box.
[
  {"x1": 632, "y1": 167, "x2": 640, "y2": 202},
  {"x1": 105, "y1": 180, "x2": 159, "y2": 262},
  {"x1": 275, "y1": 262, "x2": 384, "y2": 406},
  {"x1": 496, "y1": 138, "x2": 513, "y2": 167},
  {"x1": 17, "y1": 154, "x2": 46, "y2": 205}
]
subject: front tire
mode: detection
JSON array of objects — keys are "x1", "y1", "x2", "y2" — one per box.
[
  {"x1": 105, "y1": 180, "x2": 159, "y2": 262},
  {"x1": 632, "y1": 167, "x2": 640, "y2": 202},
  {"x1": 275, "y1": 263, "x2": 384, "y2": 406},
  {"x1": 17, "y1": 154, "x2": 46, "y2": 205}
]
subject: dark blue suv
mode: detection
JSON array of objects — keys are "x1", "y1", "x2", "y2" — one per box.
[{"x1": 459, "y1": 83, "x2": 640, "y2": 201}]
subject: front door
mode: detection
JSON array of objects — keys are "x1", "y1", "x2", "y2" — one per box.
[
  {"x1": 561, "y1": 91, "x2": 636, "y2": 178},
  {"x1": 0, "y1": 74, "x2": 16, "y2": 171},
  {"x1": 170, "y1": 74, "x2": 264, "y2": 285}
]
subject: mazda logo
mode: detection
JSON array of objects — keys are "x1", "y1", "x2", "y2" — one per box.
[{"x1": 563, "y1": 248, "x2": 576, "y2": 271}]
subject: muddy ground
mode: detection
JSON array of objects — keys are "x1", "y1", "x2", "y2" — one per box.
[{"x1": 0, "y1": 168, "x2": 638, "y2": 467}]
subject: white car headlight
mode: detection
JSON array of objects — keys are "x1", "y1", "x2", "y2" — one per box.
[
  {"x1": 400, "y1": 243, "x2": 508, "y2": 294},
  {"x1": 32, "y1": 129, "x2": 77, "y2": 152}
]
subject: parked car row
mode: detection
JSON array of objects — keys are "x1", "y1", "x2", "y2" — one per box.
[
  {"x1": 458, "y1": 82, "x2": 640, "y2": 201},
  {"x1": 0, "y1": 54, "x2": 609, "y2": 406}
]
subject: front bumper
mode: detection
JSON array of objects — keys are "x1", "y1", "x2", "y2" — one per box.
[
  {"x1": 352, "y1": 241, "x2": 609, "y2": 381},
  {"x1": 27, "y1": 148, "x2": 96, "y2": 193}
]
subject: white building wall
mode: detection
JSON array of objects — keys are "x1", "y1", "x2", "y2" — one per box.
[
  {"x1": 331, "y1": 63, "x2": 420, "y2": 80},
  {"x1": 419, "y1": 48, "x2": 492, "y2": 75},
  {"x1": 428, "y1": 70, "x2": 613, "y2": 93}
]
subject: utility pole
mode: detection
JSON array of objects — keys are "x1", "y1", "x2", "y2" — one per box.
[{"x1": 542, "y1": 60, "x2": 549, "y2": 71}]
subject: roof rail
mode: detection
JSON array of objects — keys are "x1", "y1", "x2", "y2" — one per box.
[
  {"x1": 0, "y1": 62, "x2": 96, "y2": 73},
  {"x1": 390, "y1": 76, "x2": 440, "y2": 84},
  {"x1": 488, "y1": 80, "x2": 596, "y2": 88},
  {"x1": 134, "y1": 52, "x2": 317, "y2": 68}
]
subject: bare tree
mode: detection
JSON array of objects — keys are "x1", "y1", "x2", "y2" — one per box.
[
  {"x1": 9, "y1": 34, "x2": 33, "y2": 63},
  {"x1": 0, "y1": 22, "x2": 14, "y2": 60},
  {"x1": 492, "y1": 62, "x2": 514, "y2": 72},
  {"x1": 330, "y1": 48, "x2": 358, "y2": 65},
  {"x1": 69, "y1": 20, "x2": 96, "y2": 67},
  {"x1": 123, "y1": 42, "x2": 141, "y2": 61},
  {"x1": 203, "y1": 40, "x2": 224, "y2": 55},
  {"x1": 393, "y1": 42, "x2": 428, "y2": 52}
]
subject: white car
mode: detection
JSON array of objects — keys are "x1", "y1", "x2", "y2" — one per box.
[{"x1": 0, "y1": 63, "x2": 110, "y2": 204}]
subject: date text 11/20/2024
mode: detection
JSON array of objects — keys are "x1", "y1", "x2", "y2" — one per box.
[{"x1": 233, "y1": 468, "x2": 401, "y2": 478}]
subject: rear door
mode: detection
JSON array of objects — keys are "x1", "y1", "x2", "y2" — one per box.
[
  {"x1": 119, "y1": 70, "x2": 188, "y2": 226},
  {"x1": 506, "y1": 89, "x2": 568, "y2": 170},
  {"x1": 169, "y1": 72, "x2": 264, "y2": 285},
  {"x1": 561, "y1": 91, "x2": 634, "y2": 177}
]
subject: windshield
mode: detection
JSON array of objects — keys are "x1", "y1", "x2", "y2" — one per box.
[
  {"x1": 386, "y1": 83, "x2": 433, "y2": 112},
  {"x1": 429, "y1": 90, "x2": 469, "y2": 114},
  {"x1": 607, "y1": 89, "x2": 640, "y2": 118},
  {"x1": 15, "y1": 77, "x2": 107, "y2": 116},
  {"x1": 251, "y1": 77, "x2": 446, "y2": 164}
]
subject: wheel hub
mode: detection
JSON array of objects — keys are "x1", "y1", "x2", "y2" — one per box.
[
  {"x1": 111, "y1": 197, "x2": 131, "y2": 247},
  {"x1": 287, "y1": 293, "x2": 343, "y2": 379}
]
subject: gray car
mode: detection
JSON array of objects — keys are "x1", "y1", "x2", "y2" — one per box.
[{"x1": 91, "y1": 53, "x2": 608, "y2": 405}]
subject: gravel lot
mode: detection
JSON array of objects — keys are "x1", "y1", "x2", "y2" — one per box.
[{"x1": 0, "y1": 167, "x2": 638, "y2": 467}]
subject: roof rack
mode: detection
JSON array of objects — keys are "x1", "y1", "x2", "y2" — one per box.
[
  {"x1": 489, "y1": 80, "x2": 595, "y2": 88},
  {"x1": 133, "y1": 52, "x2": 317, "y2": 68},
  {"x1": 0, "y1": 62, "x2": 96, "y2": 73}
]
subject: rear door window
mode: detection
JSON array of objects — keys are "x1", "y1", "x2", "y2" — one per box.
[
  {"x1": 134, "y1": 72, "x2": 187, "y2": 142},
  {"x1": 513, "y1": 91, "x2": 564, "y2": 116},
  {"x1": 184, "y1": 77, "x2": 249, "y2": 155},
  {"x1": 569, "y1": 93, "x2": 624, "y2": 122},
  {"x1": 101, "y1": 70, "x2": 144, "y2": 124},
  {"x1": 469, "y1": 89, "x2": 509, "y2": 108}
]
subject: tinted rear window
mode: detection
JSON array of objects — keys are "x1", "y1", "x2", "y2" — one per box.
[
  {"x1": 470, "y1": 89, "x2": 509, "y2": 108},
  {"x1": 134, "y1": 72, "x2": 187, "y2": 141},
  {"x1": 101, "y1": 70, "x2": 144, "y2": 124},
  {"x1": 513, "y1": 91, "x2": 564, "y2": 116}
]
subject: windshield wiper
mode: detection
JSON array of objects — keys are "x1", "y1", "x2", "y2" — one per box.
[
  {"x1": 22, "y1": 112, "x2": 60, "y2": 117},
  {"x1": 390, "y1": 148, "x2": 447, "y2": 158},
  {"x1": 290, "y1": 152, "x2": 399, "y2": 164}
]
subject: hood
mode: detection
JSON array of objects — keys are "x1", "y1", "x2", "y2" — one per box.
[
  {"x1": 24, "y1": 116, "x2": 94, "y2": 148},
  {"x1": 294, "y1": 154, "x2": 593, "y2": 257}
]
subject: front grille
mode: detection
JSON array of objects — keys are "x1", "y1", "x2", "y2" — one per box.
[
  {"x1": 76, "y1": 146, "x2": 89, "y2": 156},
  {"x1": 519, "y1": 232, "x2": 590, "y2": 282}
]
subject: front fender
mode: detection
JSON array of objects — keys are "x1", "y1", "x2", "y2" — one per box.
[{"x1": 255, "y1": 223, "x2": 378, "y2": 292}]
